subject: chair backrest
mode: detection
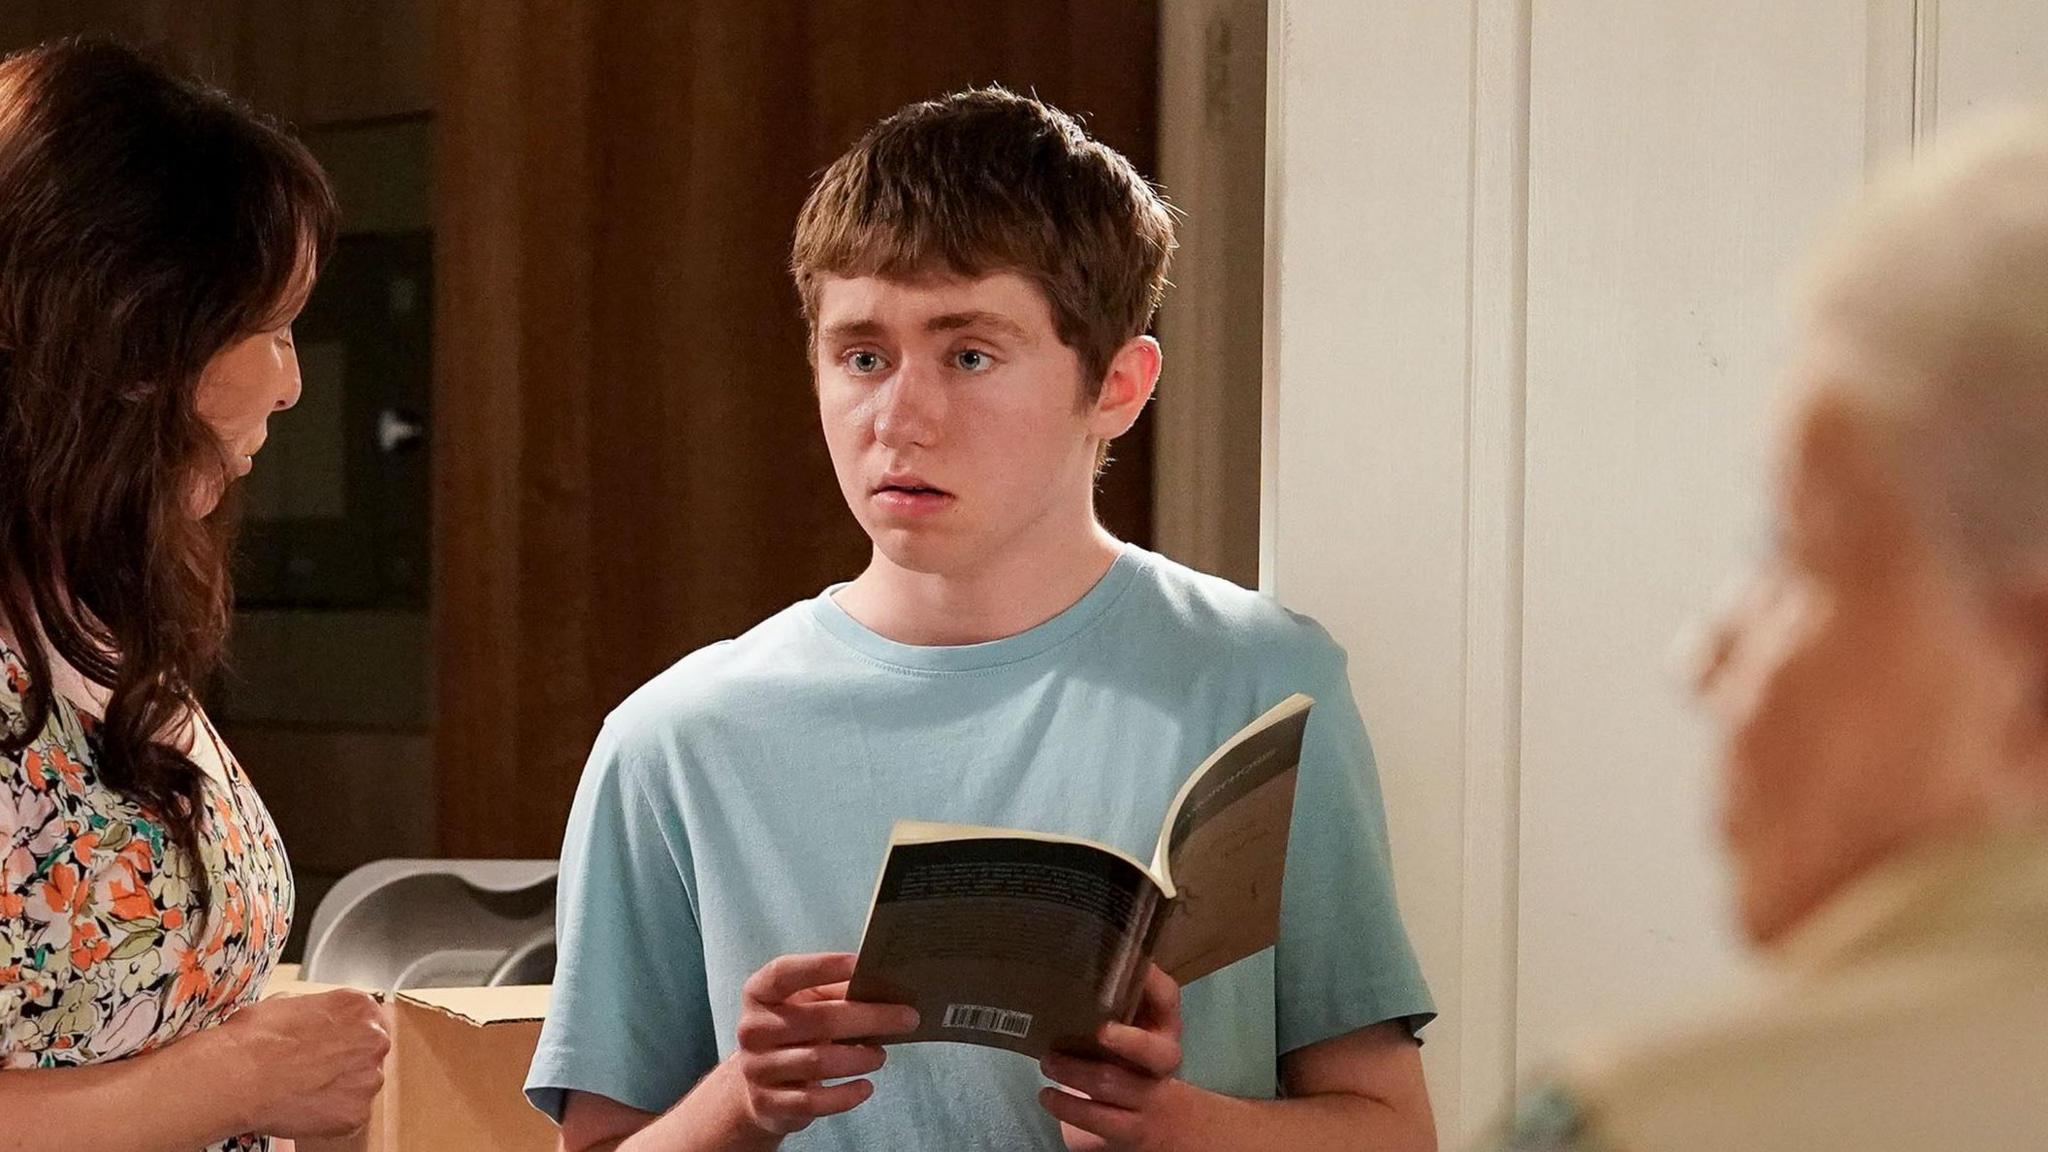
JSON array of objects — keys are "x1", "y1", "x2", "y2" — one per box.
[{"x1": 302, "y1": 858, "x2": 558, "y2": 990}]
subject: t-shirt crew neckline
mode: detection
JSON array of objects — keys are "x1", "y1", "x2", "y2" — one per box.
[{"x1": 810, "y1": 544, "x2": 1146, "y2": 673}]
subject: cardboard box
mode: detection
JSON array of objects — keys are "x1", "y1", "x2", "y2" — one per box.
[{"x1": 261, "y1": 965, "x2": 555, "y2": 1152}]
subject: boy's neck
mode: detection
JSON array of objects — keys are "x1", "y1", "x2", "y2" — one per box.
[{"x1": 834, "y1": 522, "x2": 1126, "y2": 647}]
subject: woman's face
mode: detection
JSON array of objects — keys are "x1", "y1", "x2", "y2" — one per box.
[
  {"x1": 1693, "y1": 355, "x2": 2037, "y2": 946},
  {"x1": 190, "y1": 272, "x2": 311, "y2": 517}
]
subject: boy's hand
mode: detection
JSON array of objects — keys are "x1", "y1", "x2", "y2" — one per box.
[
  {"x1": 1039, "y1": 963, "x2": 1193, "y2": 1152},
  {"x1": 729, "y1": 952, "x2": 920, "y2": 1138}
]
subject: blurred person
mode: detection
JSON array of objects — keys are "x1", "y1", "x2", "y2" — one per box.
[
  {"x1": 0, "y1": 39, "x2": 389, "y2": 1152},
  {"x1": 527, "y1": 89, "x2": 1437, "y2": 1152},
  {"x1": 1480, "y1": 112, "x2": 2048, "y2": 1152}
]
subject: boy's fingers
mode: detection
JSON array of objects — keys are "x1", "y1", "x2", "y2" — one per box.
[
  {"x1": 744, "y1": 953, "x2": 858, "y2": 1005},
  {"x1": 1138, "y1": 964, "x2": 1183, "y2": 1033},
  {"x1": 761, "y1": 1079, "x2": 875, "y2": 1122},
  {"x1": 1038, "y1": 1086, "x2": 1137, "y2": 1145},
  {"x1": 1041, "y1": 1053, "x2": 1152, "y2": 1109},
  {"x1": 788, "y1": 998, "x2": 920, "y2": 1041},
  {"x1": 1094, "y1": 1020, "x2": 1181, "y2": 1078},
  {"x1": 787, "y1": 980, "x2": 852, "y2": 1005},
  {"x1": 751, "y1": 1043, "x2": 886, "y2": 1086},
  {"x1": 743, "y1": 997, "x2": 915, "y2": 1050},
  {"x1": 806, "y1": 1078, "x2": 878, "y2": 1118}
]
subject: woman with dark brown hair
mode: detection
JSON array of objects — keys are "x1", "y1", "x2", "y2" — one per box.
[{"x1": 0, "y1": 39, "x2": 390, "y2": 1151}]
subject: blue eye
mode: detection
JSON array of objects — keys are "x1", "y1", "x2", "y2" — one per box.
[
  {"x1": 846, "y1": 351, "x2": 884, "y2": 375},
  {"x1": 955, "y1": 349, "x2": 992, "y2": 372}
]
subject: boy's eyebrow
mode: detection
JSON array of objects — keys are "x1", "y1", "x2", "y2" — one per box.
[
  {"x1": 926, "y1": 311, "x2": 1028, "y2": 340},
  {"x1": 819, "y1": 318, "x2": 886, "y2": 344}
]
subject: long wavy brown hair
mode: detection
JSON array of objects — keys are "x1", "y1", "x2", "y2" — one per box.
[{"x1": 0, "y1": 39, "x2": 336, "y2": 913}]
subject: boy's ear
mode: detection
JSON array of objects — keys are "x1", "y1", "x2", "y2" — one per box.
[{"x1": 1090, "y1": 335, "x2": 1162, "y2": 439}]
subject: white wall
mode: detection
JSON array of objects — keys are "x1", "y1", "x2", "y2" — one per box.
[
  {"x1": 1262, "y1": 1, "x2": 2048, "y2": 1142},
  {"x1": 1938, "y1": 1, "x2": 2048, "y2": 126},
  {"x1": 1516, "y1": 0, "x2": 1873, "y2": 1056},
  {"x1": 1261, "y1": 0, "x2": 1490, "y2": 1137}
]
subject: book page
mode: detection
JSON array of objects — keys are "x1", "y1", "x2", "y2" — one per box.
[
  {"x1": 847, "y1": 833, "x2": 1165, "y2": 1059},
  {"x1": 1148, "y1": 695, "x2": 1312, "y2": 986}
]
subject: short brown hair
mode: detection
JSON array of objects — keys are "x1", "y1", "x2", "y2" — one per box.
[{"x1": 791, "y1": 87, "x2": 1176, "y2": 397}]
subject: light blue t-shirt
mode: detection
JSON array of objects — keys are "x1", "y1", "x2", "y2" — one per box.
[{"x1": 524, "y1": 545, "x2": 1433, "y2": 1148}]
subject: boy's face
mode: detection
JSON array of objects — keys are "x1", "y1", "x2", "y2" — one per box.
[{"x1": 813, "y1": 271, "x2": 1132, "y2": 578}]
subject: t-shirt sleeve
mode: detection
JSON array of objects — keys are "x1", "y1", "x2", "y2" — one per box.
[
  {"x1": 524, "y1": 717, "x2": 720, "y2": 1122},
  {"x1": 1273, "y1": 625, "x2": 1437, "y2": 1054}
]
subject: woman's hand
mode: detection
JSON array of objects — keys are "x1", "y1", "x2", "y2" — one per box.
[{"x1": 211, "y1": 988, "x2": 392, "y2": 1138}]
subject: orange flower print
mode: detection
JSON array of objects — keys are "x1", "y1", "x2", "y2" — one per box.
[
  {"x1": 219, "y1": 888, "x2": 245, "y2": 938},
  {"x1": 220, "y1": 964, "x2": 254, "y2": 1006},
  {"x1": 4, "y1": 656, "x2": 294, "y2": 1151},
  {"x1": 43, "y1": 861, "x2": 85, "y2": 917},
  {"x1": 47, "y1": 746, "x2": 88, "y2": 796},
  {"x1": 19, "y1": 748, "x2": 51, "y2": 793},
  {"x1": 119, "y1": 837, "x2": 153, "y2": 877},
  {"x1": 169, "y1": 942, "x2": 209, "y2": 1010},
  {"x1": 70, "y1": 921, "x2": 111, "y2": 971},
  {"x1": 109, "y1": 874, "x2": 156, "y2": 923}
]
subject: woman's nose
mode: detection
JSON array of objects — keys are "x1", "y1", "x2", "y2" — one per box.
[{"x1": 276, "y1": 364, "x2": 302, "y2": 412}]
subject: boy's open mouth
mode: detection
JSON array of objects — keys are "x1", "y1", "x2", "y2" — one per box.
[
  {"x1": 872, "y1": 475, "x2": 955, "y2": 515},
  {"x1": 874, "y1": 472, "x2": 950, "y2": 498}
]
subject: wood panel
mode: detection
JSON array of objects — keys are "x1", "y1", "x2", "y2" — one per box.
[
  {"x1": 0, "y1": 0, "x2": 429, "y2": 126},
  {"x1": 294, "y1": 0, "x2": 431, "y2": 124},
  {"x1": 436, "y1": 0, "x2": 1161, "y2": 858},
  {"x1": 1155, "y1": 0, "x2": 1265, "y2": 589},
  {"x1": 0, "y1": 0, "x2": 240, "y2": 84}
]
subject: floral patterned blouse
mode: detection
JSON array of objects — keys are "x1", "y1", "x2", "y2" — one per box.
[{"x1": 0, "y1": 639, "x2": 293, "y2": 1151}]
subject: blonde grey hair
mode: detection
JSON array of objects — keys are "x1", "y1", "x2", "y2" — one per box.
[{"x1": 1802, "y1": 109, "x2": 2048, "y2": 581}]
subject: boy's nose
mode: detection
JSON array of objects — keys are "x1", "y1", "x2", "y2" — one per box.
[{"x1": 873, "y1": 365, "x2": 940, "y2": 447}]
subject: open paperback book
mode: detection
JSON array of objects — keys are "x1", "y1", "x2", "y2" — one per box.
[{"x1": 845, "y1": 693, "x2": 1313, "y2": 1059}]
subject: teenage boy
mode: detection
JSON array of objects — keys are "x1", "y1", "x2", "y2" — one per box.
[{"x1": 526, "y1": 88, "x2": 1436, "y2": 1152}]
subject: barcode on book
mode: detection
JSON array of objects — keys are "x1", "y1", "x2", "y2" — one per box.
[{"x1": 941, "y1": 1003, "x2": 1033, "y2": 1039}]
